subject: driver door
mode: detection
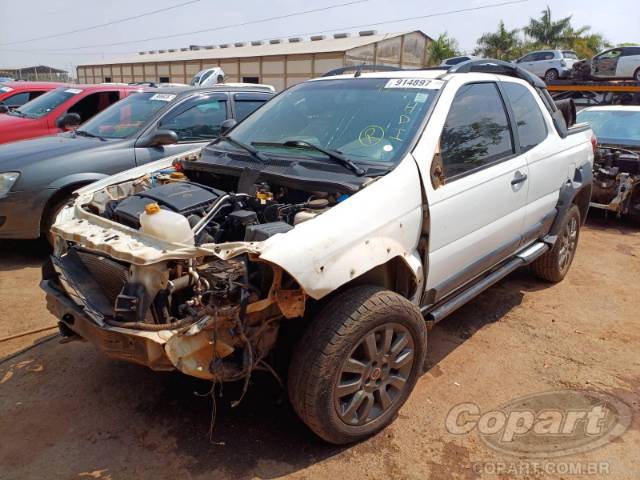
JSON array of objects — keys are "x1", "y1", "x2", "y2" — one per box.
[
  {"x1": 593, "y1": 49, "x2": 622, "y2": 78},
  {"x1": 134, "y1": 93, "x2": 230, "y2": 165},
  {"x1": 420, "y1": 81, "x2": 528, "y2": 303}
]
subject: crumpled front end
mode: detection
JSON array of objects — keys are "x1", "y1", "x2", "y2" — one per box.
[{"x1": 43, "y1": 148, "x2": 425, "y2": 380}]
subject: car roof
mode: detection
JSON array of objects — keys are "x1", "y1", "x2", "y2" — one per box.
[
  {"x1": 1, "y1": 81, "x2": 67, "y2": 89},
  {"x1": 141, "y1": 84, "x2": 277, "y2": 97},
  {"x1": 579, "y1": 105, "x2": 640, "y2": 113}
]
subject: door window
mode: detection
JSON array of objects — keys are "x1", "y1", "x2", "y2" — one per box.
[
  {"x1": 160, "y1": 98, "x2": 227, "y2": 141},
  {"x1": 440, "y1": 83, "x2": 514, "y2": 179},
  {"x1": 599, "y1": 49, "x2": 622, "y2": 60},
  {"x1": 502, "y1": 83, "x2": 547, "y2": 152},
  {"x1": 68, "y1": 91, "x2": 121, "y2": 122}
]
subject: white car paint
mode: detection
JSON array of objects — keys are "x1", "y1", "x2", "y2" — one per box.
[
  {"x1": 56, "y1": 69, "x2": 594, "y2": 309},
  {"x1": 190, "y1": 67, "x2": 225, "y2": 87}
]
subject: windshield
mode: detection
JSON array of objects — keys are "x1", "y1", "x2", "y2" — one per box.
[
  {"x1": 12, "y1": 87, "x2": 82, "y2": 118},
  {"x1": 190, "y1": 73, "x2": 202, "y2": 86},
  {"x1": 577, "y1": 110, "x2": 640, "y2": 145},
  {"x1": 77, "y1": 92, "x2": 175, "y2": 139},
  {"x1": 225, "y1": 78, "x2": 439, "y2": 164}
]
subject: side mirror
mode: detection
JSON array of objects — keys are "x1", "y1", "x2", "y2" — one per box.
[
  {"x1": 0, "y1": 105, "x2": 8, "y2": 114},
  {"x1": 56, "y1": 113, "x2": 81, "y2": 130},
  {"x1": 220, "y1": 119, "x2": 237, "y2": 136},
  {"x1": 147, "y1": 129, "x2": 178, "y2": 147}
]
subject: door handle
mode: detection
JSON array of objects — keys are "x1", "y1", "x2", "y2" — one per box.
[{"x1": 511, "y1": 172, "x2": 528, "y2": 185}]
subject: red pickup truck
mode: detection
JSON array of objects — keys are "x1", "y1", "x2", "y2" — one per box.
[
  {"x1": 0, "y1": 81, "x2": 62, "y2": 111},
  {"x1": 0, "y1": 84, "x2": 143, "y2": 144}
]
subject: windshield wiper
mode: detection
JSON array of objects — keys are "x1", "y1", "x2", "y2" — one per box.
[
  {"x1": 8, "y1": 109, "x2": 26, "y2": 118},
  {"x1": 75, "y1": 130, "x2": 106, "y2": 141},
  {"x1": 254, "y1": 140, "x2": 365, "y2": 176},
  {"x1": 215, "y1": 135, "x2": 269, "y2": 163}
]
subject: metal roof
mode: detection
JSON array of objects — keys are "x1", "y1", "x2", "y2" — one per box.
[{"x1": 80, "y1": 31, "x2": 427, "y2": 66}]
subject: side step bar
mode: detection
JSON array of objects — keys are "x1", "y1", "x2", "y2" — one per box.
[{"x1": 421, "y1": 242, "x2": 549, "y2": 326}]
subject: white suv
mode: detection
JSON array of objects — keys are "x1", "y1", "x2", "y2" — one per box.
[
  {"x1": 43, "y1": 60, "x2": 594, "y2": 445},
  {"x1": 516, "y1": 49, "x2": 579, "y2": 81}
]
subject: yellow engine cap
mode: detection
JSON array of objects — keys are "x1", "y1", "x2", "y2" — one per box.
[
  {"x1": 144, "y1": 203, "x2": 161, "y2": 215},
  {"x1": 170, "y1": 172, "x2": 186, "y2": 179}
]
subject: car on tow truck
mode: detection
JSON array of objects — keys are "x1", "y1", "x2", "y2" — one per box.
[
  {"x1": 577, "y1": 106, "x2": 640, "y2": 221},
  {"x1": 42, "y1": 60, "x2": 594, "y2": 444},
  {"x1": 0, "y1": 84, "x2": 273, "y2": 241}
]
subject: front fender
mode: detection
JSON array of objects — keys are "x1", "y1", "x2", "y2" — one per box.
[
  {"x1": 259, "y1": 157, "x2": 425, "y2": 301},
  {"x1": 47, "y1": 173, "x2": 109, "y2": 191}
]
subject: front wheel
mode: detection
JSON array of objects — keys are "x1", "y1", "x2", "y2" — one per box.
[
  {"x1": 633, "y1": 68, "x2": 640, "y2": 82},
  {"x1": 531, "y1": 204, "x2": 581, "y2": 282},
  {"x1": 288, "y1": 285, "x2": 427, "y2": 444}
]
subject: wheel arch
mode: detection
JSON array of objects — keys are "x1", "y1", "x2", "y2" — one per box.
[{"x1": 40, "y1": 175, "x2": 106, "y2": 234}]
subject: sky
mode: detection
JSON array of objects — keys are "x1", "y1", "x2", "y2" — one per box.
[{"x1": 0, "y1": 0, "x2": 638, "y2": 73}]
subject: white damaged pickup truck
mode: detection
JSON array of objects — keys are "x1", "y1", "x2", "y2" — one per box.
[{"x1": 42, "y1": 61, "x2": 594, "y2": 444}]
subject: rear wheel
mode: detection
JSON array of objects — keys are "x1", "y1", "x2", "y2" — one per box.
[
  {"x1": 531, "y1": 204, "x2": 581, "y2": 282},
  {"x1": 634, "y1": 68, "x2": 640, "y2": 82},
  {"x1": 288, "y1": 285, "x2": 426, "y2": 444},
  {"x1": 544, "y1": 69, "x2": 559, "y2": 82}
]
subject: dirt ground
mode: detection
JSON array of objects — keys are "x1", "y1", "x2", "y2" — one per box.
[{"x1": 0, "y1": 214, "x2": 638, "y2": 480}]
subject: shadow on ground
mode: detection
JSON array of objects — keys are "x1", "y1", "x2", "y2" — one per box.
[{"x1": 0, "y1": 238, "x2": 49, "y2": 272}]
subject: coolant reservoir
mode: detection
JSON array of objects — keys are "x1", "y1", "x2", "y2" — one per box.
[{"x1": 139, "y1": 203, "x2": 194, "y2": 245}]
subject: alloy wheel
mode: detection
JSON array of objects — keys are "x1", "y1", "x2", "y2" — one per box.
[
  {"x1": 334, "y1": 323, "x2": 415, "y2": 426},
  {"x1": 558, "y1": 215, "x2": 578, "y2": 272}
]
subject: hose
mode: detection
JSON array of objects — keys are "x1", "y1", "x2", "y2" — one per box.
[{"x1": 103, "y1": 314, "x2": 199, "y2": 331}]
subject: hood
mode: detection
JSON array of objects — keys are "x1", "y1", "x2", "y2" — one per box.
[
  {"x1": 0, "y1": 112, "x2": 35, "y2": 130},
  {"x1": 0, "y1": 133, "x2": 116, "y2": 171}
]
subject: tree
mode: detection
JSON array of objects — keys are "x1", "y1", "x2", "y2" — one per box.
[
  {"x1": 427, "y1": 33, "x2": 460, "y2": 66},
  {"x1": 523, "y1": 6, "x2": 572, "y2": 47},
  {"x1": 475, "y1": 21, "x2": 521, "y2": 60}
]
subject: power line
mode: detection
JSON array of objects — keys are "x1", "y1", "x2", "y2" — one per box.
[
  {"x1": 0, "y1": 0, "x2": 528, "y2": 56},
  {"x1": 0, "y1": 0, "x2": 202, "y2": 46},
  {"x1": 3, "y1": 0, "x2": 373, "y2": 51}
]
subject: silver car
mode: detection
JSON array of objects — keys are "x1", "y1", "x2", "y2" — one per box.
[{"x1": 515, "y1": 50, "x2": 578, "y2": 81}]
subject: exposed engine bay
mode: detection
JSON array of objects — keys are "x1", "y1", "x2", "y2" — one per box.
[
  {"x1": 48, "y1": 153, "x2": 362, "y2": 382},
  {"x1": 591, "y1": 145, "x2": 640, "y2": 221}
]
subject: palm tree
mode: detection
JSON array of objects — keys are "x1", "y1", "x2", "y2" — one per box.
[
  {"x1": 523, "y1": 6, "x2": 572, "y2": 47},
  {"x1": 426, "y1": 33, "x2": 460, "y2": 66},
  {"x1": 475, "y1": 21, "x2": 520, "y2": 60}
]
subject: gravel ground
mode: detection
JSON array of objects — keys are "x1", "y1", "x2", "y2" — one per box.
[{"x1": 0, "y1": 215, "x2": 638, "y2": 480}]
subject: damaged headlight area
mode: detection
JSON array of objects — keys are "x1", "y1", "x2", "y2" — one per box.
[{"x1": 49, "y1": 245, "x2": 305, "y2": 381}]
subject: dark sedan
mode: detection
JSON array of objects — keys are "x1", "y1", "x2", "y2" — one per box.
[{"x1": 0, "y1": 85, "x2": 274, "y2": 240}]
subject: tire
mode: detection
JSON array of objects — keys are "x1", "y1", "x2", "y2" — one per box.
[
  {"x1": 42, "y1": 194, "x2": 72, "y2": 247},
  {"x1": 288, "y1": 285, "x2": 427, "y2": 444},
  {"x1": 634, "y1": 68, "x2": 640, "y2": 83},
  {"x1": 544, "y1": 69, "x2": 559, "y2": 82},
  {"x1": 531, "y1": 204, "x2": 581, "y2": 283}
]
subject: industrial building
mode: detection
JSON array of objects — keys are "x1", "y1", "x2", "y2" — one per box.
[{"x1": 76, "y1": 30, "x2": 432, "y2": 90}]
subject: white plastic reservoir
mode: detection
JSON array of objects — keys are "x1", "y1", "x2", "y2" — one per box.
[{"x1": 139, "y1": 202, "x2": 194, "y2": 245}]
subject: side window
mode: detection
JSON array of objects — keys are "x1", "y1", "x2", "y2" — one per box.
[
  {"x1": 160, "y1": 98, "x2": 227, "y2": 141},
  {"x1": 440, "y1": 83, "x2": 514, "y2": 179},
  {"x1": 0, "y1": 92, "x2": 30, "y2": 107},
  {"x1": 68, "y1": 91, "x2": 120, "y2": 122},
  {"x1": 235, "y1": 100, "x2": 265, "y2": 121},
  {"x1": 502, "y1": 83, "x2": 548, "y2": 152},
  {"x1": 29, "y1": 91, "x2": 45, "y2": 101}
]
